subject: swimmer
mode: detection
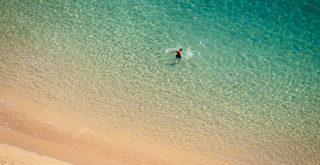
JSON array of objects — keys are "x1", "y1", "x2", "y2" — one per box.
[{"x1": 172, "y1": 48, "x2": 182, "y2": 63}]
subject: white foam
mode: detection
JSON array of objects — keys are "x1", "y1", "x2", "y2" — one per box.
[{"x1": 184, "y1": 47, "x2": 194, "y2": 60}]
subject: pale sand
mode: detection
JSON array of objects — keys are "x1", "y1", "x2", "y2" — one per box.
[
  {"x1": 0, "y1": 143, "x2": 71, "y2": 165},
  {"x1": 0, "y1": 123, "x2": 229, "y2": 165},
  {"x1": 0, "y1": 129, "x2": 123, "y2": 165},
  {"x1": 0, "y1": 87, "x2": 232, "y2": 165}
]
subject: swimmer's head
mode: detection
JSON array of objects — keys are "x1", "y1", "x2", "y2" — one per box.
[{"x1": 179, "y1": 48, "x2": 182, "y2": 51}]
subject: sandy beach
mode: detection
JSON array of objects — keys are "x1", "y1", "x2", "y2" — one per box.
[
  {"x1": 0, "y1": 128, "x2": 226, "y2": 165},
  {"x1": 0, "y1": 88, "x2": 231, "y2": 165},
  {"x1": 0, "y1": 142, "x2": 71, "y2": 165},
  {"x1": 2, "y1": 0, "x2": 319, "y2": 164},
  {"x1": 0, "y1": 129, "x2": 123, "y2": 165}
]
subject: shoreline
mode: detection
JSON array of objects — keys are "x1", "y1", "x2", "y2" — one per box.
[
  {"x1": 0, "y1": 88, "x2": 232, "y2": 165},
  {"x1": 0, "y1": 122, "x2": 230, "y2": 165},
  {"x1": 0, "y1": 142, "x2": 71, "y2": 165},
  {"x1": 0, "y1": 129, "x2": 120, "y2": 165}
]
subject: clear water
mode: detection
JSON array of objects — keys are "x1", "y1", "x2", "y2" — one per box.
[{"x1": 1, "y1": 0, "x2": 320, "y2": 164}]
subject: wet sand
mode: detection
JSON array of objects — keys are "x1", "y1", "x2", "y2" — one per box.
[
  {"x1": 0, "y1": 88, "x2": 231, "y2": 165},
  {"x1": 0, "y1": 129, "x2": 122, "y2": 165},
  {"x1": 0, "y1": 142, "x2": 71, "y2": 165}
]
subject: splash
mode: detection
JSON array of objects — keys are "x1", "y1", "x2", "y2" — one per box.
[
  {"x1": 164, "y1": 47, "x2": 194, "y2": 60},
  {"x1": 184, "y1": 47, "x2": 194, "y2": 60}
]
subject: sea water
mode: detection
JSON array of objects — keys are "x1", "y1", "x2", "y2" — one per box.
[{"x1": 1, "y1": 0, "x2": 319, "y2": 164}]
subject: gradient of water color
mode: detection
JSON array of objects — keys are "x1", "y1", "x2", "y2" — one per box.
[{"x1": 1, "y1": 0, "x2": 320, "y2": 164}]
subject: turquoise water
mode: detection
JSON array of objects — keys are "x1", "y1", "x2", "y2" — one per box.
[{"x1": 1, "y1": 0, "x2": 320, "y2": 164}]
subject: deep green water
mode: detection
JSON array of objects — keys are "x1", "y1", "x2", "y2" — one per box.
[{"x1": 1, "y1": 0, "x2": 320, "y2": 164}]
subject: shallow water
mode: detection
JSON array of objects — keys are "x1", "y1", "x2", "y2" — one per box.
[{"x1": 1, "y1": 0, "x2": 320, "y2": 164}]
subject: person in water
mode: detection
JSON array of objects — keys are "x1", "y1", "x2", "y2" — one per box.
[{"x1": 173, "y1": 48, "x2": 182, "y2": 63}]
